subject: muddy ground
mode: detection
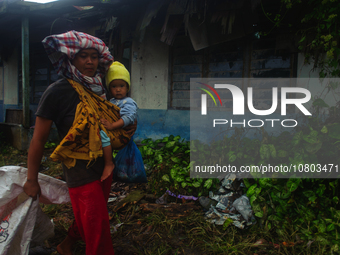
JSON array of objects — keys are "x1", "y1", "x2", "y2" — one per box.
[
  {"x1": 1, "y1": 146, "x2": 319, "y2": 255},
  {"x1": 3, "y1": 147, "x2": 210, "y2": 255}
]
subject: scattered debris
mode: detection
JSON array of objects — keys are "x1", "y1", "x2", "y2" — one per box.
[
  {"x1": 282, "y1": 241, "x2": 295, "y2": 247},
  {"x1": 166, "y1": 190, "x2": 198, "y2": 201},
  {"x1": 110, "y1": 223, "x2": 124, "y2": 234},
  {"x1": 155, "y1": 190, "x2": 199, "y2": 205},
  {"x1": 307, "y1": 240, "x2": 314, "y2": 248},
  {"x1": 269, "y1": 241, "x2": 280, "y2": 249},
  {"x1": 198, "y1": 196, "x2": 217, "y2": 210},
  {"x1": 139, "y1": 202, "x2": 200, "y2": 219},
  {"x1": 110, "y1": 190, "x2": 145, "y2": 213},
  {"x1": 232, "y1": 195, "x2": 253, "y2": 222},
  {"x1": 155, "y1": 192, "x2": 167, "y2": 204},
  {"x1": 253, "y1": 239, "x2": 268, "y2": 247},
  {"x1": 108, "y1": 197, "x2": 118, "y2": 203},
  {"x1": 201, "y1": 173, "x2": 256, "y2": 229}
]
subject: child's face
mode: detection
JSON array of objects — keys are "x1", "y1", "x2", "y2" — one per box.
[{"x1": 109, "y1": 79, "x2": 128, "y2": 99}]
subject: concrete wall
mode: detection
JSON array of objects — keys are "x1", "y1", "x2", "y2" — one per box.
[
  {"x1": 3, "y1": 48, "x2": 18, "y2": 105},
  {"x1": 3, "y1": 36, "x2": 338, "y2": 147},
  {"x1": 130, "y1": 26, "x2": 169, "y2": 110},
  {"x1": 135, "y1": 109, "x2": 190, "y2": 142},
  {"x1": 133, "y1": 52, "x2": 340, "y2": 143},
  {"x1": 0, "y1": 49, "x2": 19, "y2": 123},
  {"x1": 0, "y1": 123, "x2": 32, "y2": 151},
  {"x1": 129, "y1": 26, "x2": 191, "y2": 142}
]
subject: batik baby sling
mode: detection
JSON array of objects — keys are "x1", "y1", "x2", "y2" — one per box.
[{"x1": 50, "y1": 79, "x2": 130, "y2": 168}]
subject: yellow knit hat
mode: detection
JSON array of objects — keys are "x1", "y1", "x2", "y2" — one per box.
[{"x1": 106, "y1": 61, "x2": 131, "y2": 91}]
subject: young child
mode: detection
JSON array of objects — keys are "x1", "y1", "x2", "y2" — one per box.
[{"x1": 99, "y1": 61, "x2": 137, "y2": 181}]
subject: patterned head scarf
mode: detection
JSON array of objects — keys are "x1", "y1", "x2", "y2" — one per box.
[{"x1": 42, "y1": 30, "x2": 113, "y2": 95}]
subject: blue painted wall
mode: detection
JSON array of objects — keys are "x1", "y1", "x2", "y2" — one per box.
[
  {"x1": 135, "y1": 109, "x2": 190, "y2": 142},
  {"x1": 6, "y1": 108, "x2": 191, "y2": 143},
  {"x1": 133, "y1": 109, "x2": 306, "y2": 144},
  {"x1": 0, "y1": 104, "x2": 306, "y2": 144},
  {"x1": 190, "y1": 110, "x2": 307, "y2": 144}
]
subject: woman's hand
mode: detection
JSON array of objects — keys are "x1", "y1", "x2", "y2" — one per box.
[
  {"x1": 124, "y1": 120, "x2": 137, "y2": 137},
  {"x1": 23, "y1": 179, "x2": 41, "y2": 200},
  {"x1": 100, "y1": 119, "x2": 113, "y2": 131}
]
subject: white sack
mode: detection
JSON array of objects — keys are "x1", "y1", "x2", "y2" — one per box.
[{"x1": 0, "y1": 166, "x2": 70, "y2": 255}]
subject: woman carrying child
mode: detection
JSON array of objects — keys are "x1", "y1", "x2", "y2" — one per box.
[{"x1": 23, "y1": 31, "x2": 135, "y2": 255}]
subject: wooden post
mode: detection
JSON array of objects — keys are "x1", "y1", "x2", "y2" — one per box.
[{"x1": 21, "y1": 16, "x2": 30, "y2": 128}]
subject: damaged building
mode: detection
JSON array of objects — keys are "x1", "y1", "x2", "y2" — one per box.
[{"x1": 0, "y1": 0, "x2": 331, "y2": 149}]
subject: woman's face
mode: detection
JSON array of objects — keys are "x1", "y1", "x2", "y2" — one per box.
[{"x1": 72, "y1": 49, "x2": 99, "y2": 77}]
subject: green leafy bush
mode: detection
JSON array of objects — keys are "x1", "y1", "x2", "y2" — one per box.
[
  {"x1": 44, "y1": 141, "x2": 57, "y2": 149},
  {"x1": 140, "y1": 112, "x2": 340, "y2": 249},
  {"x1": 139, "y1": 135, "x2": 218, "y2": 197}
]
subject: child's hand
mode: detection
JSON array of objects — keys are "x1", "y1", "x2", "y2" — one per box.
[
  {"x1": 101, "y1": 119, "x2": 113, "y2": 130},
  {"x1": 101, "y1": 163, "x2": 115, "y2": 182}
]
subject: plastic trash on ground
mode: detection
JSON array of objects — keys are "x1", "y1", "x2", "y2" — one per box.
[
  {"x1": 201, "y1": 173, "x2": 256, "y2": 229},
  {"x1": 232, "y1": 195, "x2": 253, "y2": 222},
  {"x1": 0, "y1": 166, "x2": 70, "y2": 255},
  {"x1": 155, "y1": 193, "x2": 167, "y2": 204},
  {"x1": 110, "y1": 223, "x2": 124, "y2": 234},
  {"x1": 156, "y1": 190, "x2": 199, "y2": 204}
]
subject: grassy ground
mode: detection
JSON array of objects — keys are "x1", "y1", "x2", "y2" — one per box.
[{"x1": 0, "y1": 143, "x2": 329, "y2": 255}]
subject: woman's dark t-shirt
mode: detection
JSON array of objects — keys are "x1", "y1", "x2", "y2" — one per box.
[{"x1": 36, "y1": 78, "x2": 105, "y2": 187}]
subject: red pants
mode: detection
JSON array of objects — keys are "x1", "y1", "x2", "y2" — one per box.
[{"x1": 67, "y1": 174, "x2": 115, "y2": 255}]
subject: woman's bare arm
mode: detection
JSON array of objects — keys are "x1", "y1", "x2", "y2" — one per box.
[{"x1": 24, "y1": 116, "x2": 53, "y2": 199}]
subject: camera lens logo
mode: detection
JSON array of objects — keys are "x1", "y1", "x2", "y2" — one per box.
[
  {"x1": 199, "y1": 83, "x2": 311, "y2": 117},
  {"x1": 198, "y1": 82, "x2": 222, "y2": 115}
]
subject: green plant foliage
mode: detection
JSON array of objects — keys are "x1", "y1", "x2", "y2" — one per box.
[
  {"x1": 261, "y1": 0, "x2": 340, "y2": 78},
  {"x1": 139, "y1": 135, "x2": 218, "y2": 197},
  {"x1": 44, "y1": 141, "x2": 57, "y2": 149},
  {"x1": 193, "y1": 114, "x2": 339, "y2": 248},
  {"x1": 140, "y1": 108, "x2": 339, "y2": 250}
]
